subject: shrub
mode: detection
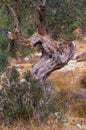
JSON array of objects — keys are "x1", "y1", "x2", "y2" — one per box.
[
  {"x1": 0, "y1": 69, "x2": 64, "y2": 125},
  {"x1": 0, "y1": 53, "x2": 8, "y2": 73},
  {"x1": 0, "y1": 35, "x2": 8, "y2": 73}
]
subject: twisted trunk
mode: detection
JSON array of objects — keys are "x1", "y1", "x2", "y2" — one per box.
[
  {"x1": 3, "y1": 0, "x2": 76, "y2": 83},
  {"x1": 31, "y1": 33, "x2": 75, "y2": 83}
]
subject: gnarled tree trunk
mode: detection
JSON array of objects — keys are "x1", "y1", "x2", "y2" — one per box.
[
  {"x1": 31, "y1": 33, "x2": 75, "y2": 82},
  {"x1": 3, "y1": 0, "x2": 76, "y2": 83}
]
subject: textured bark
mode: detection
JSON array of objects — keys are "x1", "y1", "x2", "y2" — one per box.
[
  {"x1": 31, "y1": 33, "x2": 75, "y2": 83},
  {"x1": 15, "y1": 0, "x2": 21, "y2": 22},
  {"x1": 3, "y1": 0, "x2": 19, "y2": 32},
  {"x1": 3, "y1": 0, "x2": 76, "y2": 83},
  {"x1": 37, "y1": 5, "x2": 46, "y2": 35},
  {"x1": 33, "y1": 0, "x2": 47, "y2": 35},
  {"x1": 7, "y1": 31, "x2": 31, "y2": 50},
  {"x1": 3, "y1": 0, "x2": 20, "y2": 50}
]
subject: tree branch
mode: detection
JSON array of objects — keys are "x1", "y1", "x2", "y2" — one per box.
[
  {"x1": 32, "y1": 0, "x2": 47, "y2": 35},
  {"x1": 32, "y1": 2, "x2": 40, "y2": 10},
  {"x1": 7, "y1": 31, "x2": 31, "y2": 51},
  {"x1": 2, "y1": 0, "x2": 76, "y2": 83},
  {"x1": 2, "y1": 0, "x2": 31, "y2": 50},
  {"x1": 3, "y1": 0, "x2": 19, "y2": 32},
  {"x1": 42, "y1": 0, "x2": 46, "y2": 6}
]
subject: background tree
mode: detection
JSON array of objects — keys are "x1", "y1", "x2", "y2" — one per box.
[
  {"x1": 0, "y1": 0, "x2": 86, "y2": 39},
  {"x1": 0, "y1": 0, "x2": 86, "y2": 82},
  {"x1": 1, "y1": 0, "x2": 76, "y2": 83}
]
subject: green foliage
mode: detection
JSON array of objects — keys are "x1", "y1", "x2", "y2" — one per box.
[
  {"x1": 0, "y1": 69, "x2": 64, "y2": 125},
  {"x1": 0, "y1": 0, "x2": 85, "y2": 61},
  {"x1": 0, "y1": 34, "x2": 8, "y2": 73},
  {"x1": 46, "y1": 0, "x2": 86, "y2": 40},
  {"x1": 23, "y1": 70, "x2": 32, "y2": 81},
  {"x1": 0, "y1": 0, "x2": 86, "y2": 41},
  {"x1": 0, "y1": 53, "x2": 8, "y2": 73},
  {"x1": 8, "y1": 66, "x2": 19, "y2": 83},
  {"x1": 16, "y1": 44, "x2": 34, "y2": 57}
]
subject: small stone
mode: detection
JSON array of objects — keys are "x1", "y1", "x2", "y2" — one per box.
[
  {"x1": 16, "y1": 67, "x2": 21, "y2": 71},
  {"x1": 20, "y1": 79, "x2": 27, "y2": 83},
  {"x1": 54, "y1": 112, "x2": 58, "y2": 117},
  {"x1": 34, "y1": 53, "x2": 41, "y2": 56},
  {"x1": 24, "y1": 56, "x2": 29, "y2": 61},
  {"x1": 76, "y1": 124, "x2": 83, "y2": 129},
  {"x1": 0, "y1": 85, "x2": 3, "y2": 90},
  {"x1": 60, "y1": 64, "x2": 75, "y2": 72}
]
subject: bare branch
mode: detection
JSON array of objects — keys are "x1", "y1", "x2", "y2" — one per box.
[
  {"x1": 3, "y1": 0, "x2": 19, "y2": 32},
  {"x1": 32, "y1": 0, "x2": 46, "y2": 10},
  {"x1": 42, "y1": 0, "x2": 46, "y2": 6},
  {"x1": 67, "y1": 41, "x2": 76, "y2": 62},
  {"x1": 32, "y1": 2, "x2": 40, "y2": 10},
  {"x1": 7, "y1": 31, "x2": 31, "y2": 51}
]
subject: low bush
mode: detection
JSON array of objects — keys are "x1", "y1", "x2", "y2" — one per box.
[
  {"x1": 0, "y1": 35, "x2": 8, "y2": 73},
  {"x1": 0, "y1": 53, "x2": 8, "y2": 73},
  {"x1": 0, "y1": 68, "x2": 64, "y2": 126}
]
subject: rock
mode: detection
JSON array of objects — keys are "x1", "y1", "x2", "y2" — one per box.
[
  {"x1": 60, "y1": 64, "x2": 76, "y2": 72},
  {"x1": 49, "y1": 60, "x2": 86, "y2": 90},
  {"x1": 24, "y1": 56, "x2": 29, "y2": 61},
  {"x1": 20, "y1": 79, "x2": 27, "y2": 83},
  {"x1": 76, "y1": 124, "x2": 83, "y2": 130},
  {"x1": 16, "y1": 67, "x2": 21, "y2": 71},
  {"x1": 0, "y1": 85, "x2": 3, "y2": 90},
  {"x1": 34, "y1": 52, "x2": 41, "y2": 56},
  {"x1": 54, "y1": 112, "x2": 59, "y2": 117}
]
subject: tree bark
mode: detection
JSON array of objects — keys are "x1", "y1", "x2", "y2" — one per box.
[
  {"x1": 31, "y1": 33, "x2": 75, "y2": 83},
  {"x1": 3, "y1": 0, "x2": 19, "y2": 32},
  {"x1": 3, "y1": 0, "x2": 76, "y2": 83},
  {"x1": 15, "y1": 0, "x2": 21, "y2": 22},
  {"x1": 37, "y1": 4, "x2": 47, "y2": 35}
]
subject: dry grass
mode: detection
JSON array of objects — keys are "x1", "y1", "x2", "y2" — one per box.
[
  {"x1": 0, "y1": 117, "x2": 86, "y2": 130},
  {"x1": 0, "y1": 120, "x2": 62, "y2": 130},
  {"x1": 59, "y1": 87, "x2": 86, "y2": 117},
  {"x1": 80, "y1": 74, "x2": 86, "y2": 88}
]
